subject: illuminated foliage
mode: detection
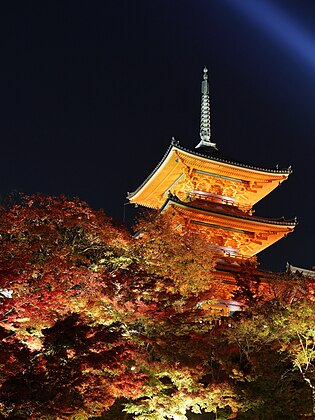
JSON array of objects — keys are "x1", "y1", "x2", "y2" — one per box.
[
  {"x1": 1, "y1": 194, "x2": 314, "y2": 419},
  {"x1": 0, "y1": 195, "x2": 236, "y2": 419},
  {"x1": 132, "y1": 211, "x2": 216, "y2": 296},
  {"x1": 224, "y1": 296, "x2": 315, "y2": 418}
]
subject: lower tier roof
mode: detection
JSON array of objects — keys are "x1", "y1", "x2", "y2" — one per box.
[{"x1": 162, "y1": 195, "x2": 297, "y2": 258}]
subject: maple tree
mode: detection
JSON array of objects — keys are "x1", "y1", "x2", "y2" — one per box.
[
  {"x1": 223, "y1": 274, "x2": 315, "y2": 419},
  {"x1": 0, "y1": 194, "x2": 240, "y2": 419},
  {"x1": 1, "y1": 193, "x2": 314, "y2": 419},
  {"x1": 0, "y1": 194, "x2": 138, "y2": 417}
]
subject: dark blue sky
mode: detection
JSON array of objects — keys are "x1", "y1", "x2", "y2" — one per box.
[{"x1": 0, "y1": 1, "x2": 314, "y2": 271}]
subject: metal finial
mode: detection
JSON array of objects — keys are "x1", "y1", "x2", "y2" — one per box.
[{"x1": 195, "y1": 67, "x2": 217, "y2": 150}]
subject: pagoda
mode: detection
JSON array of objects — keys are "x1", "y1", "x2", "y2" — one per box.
[{"x1": 128, "y1": 67, "x2": 297, "y2": 266}]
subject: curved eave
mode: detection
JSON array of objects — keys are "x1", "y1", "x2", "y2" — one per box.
[
  {"x1": 161, "y1": 196, "x2": 297, "y2": 229},
  {"x1": 128, "y1": 142, "x2": 292, "y2": 208},
  {"x1": 128, "y1": 144, "x2": 174, "y2": 200},
  {"x1": 162, "y1": 197, "x2": 296, "y2": 257},
  {"x1": 128, "y1": 144, "x2": 181, "y2": 208}
]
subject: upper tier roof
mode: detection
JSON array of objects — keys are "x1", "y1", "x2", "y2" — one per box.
[{"x1": 128, "y1": 141, "x2": 292, "y2": 209}]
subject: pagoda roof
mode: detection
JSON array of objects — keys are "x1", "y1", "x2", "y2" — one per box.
[
  {"x1": 161, "y1": 194, "x2": 297, "y2": 228},
  {"x1": 128, "y1": 141, "x2": 292, "y2": 209},
  {"x1": 161, "y1": 194, "x2": 296, "y2": 257},
  {"x1": 286, "y1": 263, "x2": 315, "y2": 278}
]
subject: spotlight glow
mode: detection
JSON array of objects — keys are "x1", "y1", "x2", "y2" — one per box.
[{"x1": 228, "y1": 0, "x2": 315, "y2": 68}]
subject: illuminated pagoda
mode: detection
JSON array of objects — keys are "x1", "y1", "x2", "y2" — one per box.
[{"x1": 128, "y1": 67, "x2": 297, "y2": 266}]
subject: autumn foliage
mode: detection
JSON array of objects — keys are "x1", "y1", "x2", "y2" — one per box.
[
  {"x1": 0, "y1": 194, "x2": 229, "y2": 419},
  {"x1": 0, "y1": 194, "x2": 314, "y2": 419}
]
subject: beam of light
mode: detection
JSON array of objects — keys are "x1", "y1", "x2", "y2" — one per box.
[{"x1": 227, "y1": 0, "x2": 315, "y2": 69}]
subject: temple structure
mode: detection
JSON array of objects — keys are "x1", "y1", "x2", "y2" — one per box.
[
  {"x1": 128, "y1": 68, "x2": 297, "y2": 262},
  {"x1": 128, "y1": 68, "x2": 298, "y2": 313}
]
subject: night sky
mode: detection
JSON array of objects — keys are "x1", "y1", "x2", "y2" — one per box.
[{"x1": 0, "y1": 1, "x2": 314, "y2": 272}]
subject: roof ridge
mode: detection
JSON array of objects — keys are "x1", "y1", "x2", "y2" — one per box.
[
  {"x1": 163, "y1": 194, "x2": 297, "y2": 226},
  {"x1": 176, "y1": 143, "x2": 292, "y2": 174}
]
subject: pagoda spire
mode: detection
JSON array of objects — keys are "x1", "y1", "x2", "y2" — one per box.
[{"x1": 195, "y1": 67, "x2": 217, "y2": 150}]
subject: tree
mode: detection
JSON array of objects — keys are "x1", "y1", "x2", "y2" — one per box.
[
  {"x1": 223, "y1": 291, "x2": 315, "y2": 418},
  {"x1": 272, "y1": 299, "x2": 315, "y2": 415},
  {"x1": 132, "y1": 211, "x2": 216, "y2": 297},
  {"x1": 5, "y1": 194, "x2": 313, "y2": 419},
  {"x1": 0, "y1": 194, "x2": 240, "y2": 419},
  {"x1": 0, "y1": 194, "x2": 140, "y2": 417}
]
